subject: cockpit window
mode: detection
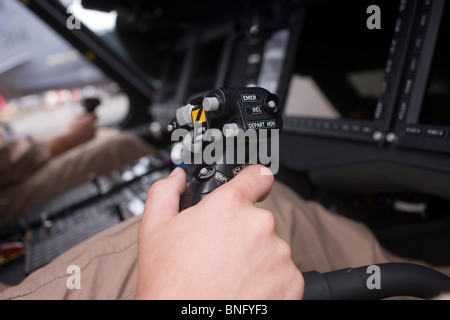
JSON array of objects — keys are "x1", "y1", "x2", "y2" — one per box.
[{"x1": 0, "y1": 0, "x2": 129, "y2": 139}]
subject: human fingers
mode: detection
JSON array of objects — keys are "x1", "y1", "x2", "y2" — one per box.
[
  {"x1": 218, "y1": 164, "x2": 274, "y2": 204},
  {"x1": 141, "y1": 167, "x2": 187, "y2": 233}
]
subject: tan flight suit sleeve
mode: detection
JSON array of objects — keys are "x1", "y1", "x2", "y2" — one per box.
[{"x1": 0, "y1": 127, "x2": 51, "y2": 188}]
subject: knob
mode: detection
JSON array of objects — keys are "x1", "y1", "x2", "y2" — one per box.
[
  {"x1": 176, "y1": 104, "x2": 194, "y2": 127},
  {"x1": 203, "y1": 97, "x2": 220, "y2": 112},
  {"x1": 263, "y1": 94, "x2": 281, "y2": 113},
  {"x1": 267, "y1": 100, "x2": 276, "y2": 109},
  {"x1": 223, "y1": 123, "x2": 240, "y2": 138}
]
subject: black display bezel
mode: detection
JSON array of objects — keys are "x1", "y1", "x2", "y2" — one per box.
[
  {"x1": 281, "y1": 0, "x2": 415, "y2": 144},
  {"x1": 149, "y1": 23, "x2": 235, "y2": 125},
  {"x1": 392, "y1": 0, "x2": 450, "y2": 154}
]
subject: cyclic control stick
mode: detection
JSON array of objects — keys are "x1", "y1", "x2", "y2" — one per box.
[{"x1": 167, "y1": 87, "x2": 283, "y2": 211}]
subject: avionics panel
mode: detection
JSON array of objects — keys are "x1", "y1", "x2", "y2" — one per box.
[
  {"x1": 184, "y1": 25, "x2": 232, "y2": 101},
  {"x1": 151, "y1": 1, "x2": 304, "y2": 129},
  {"x1": 282, "y1": 0, "x2": 411, "y2": 143},
  {"x1": 149, "y1": 23, "x2": 233, "y2": 125},
  {"x1": 393, "y1": 0, "x2": 450, "y2": 154},
  {"x1": 223, "y1": 1, "x2": 303, "y2": 104}
]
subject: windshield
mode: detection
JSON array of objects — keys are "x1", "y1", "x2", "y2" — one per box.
[{"x1": 0, "y1": 0, "x2": 130, "y2": 139}]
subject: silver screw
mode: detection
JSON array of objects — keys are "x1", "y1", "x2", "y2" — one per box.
[
  {"x1": 386, "y1": 133, "x2": 398, "y2": 143},
  {"x1": 373, "y1": 131, "x2": 384, "y2": 142}
]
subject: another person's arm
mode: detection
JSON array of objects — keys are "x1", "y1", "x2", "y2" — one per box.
[
  {"x1": 137, "y1": 164, "x2": 304, "y2": 300},
  {"x1": 0, "y1": 114, "x2": 96, "y2": 187},
  {"x1": 48, "y1": 113, "x2": 96, "y2": 158}
]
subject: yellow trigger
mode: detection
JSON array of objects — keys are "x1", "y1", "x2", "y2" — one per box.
[{"x1": 192, "y1": 108, "x2": 206, "y2": 123}]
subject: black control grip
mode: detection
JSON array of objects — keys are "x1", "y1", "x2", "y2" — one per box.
[
  {"x1": 179, "y1": 163, "x2": 242, "y2": 211},
  {"x1": 302, "y1": 263, "x2": 450, "y2": 300},
  {"x1": 180, "y1": 194, "x2": 207, "y2": 211},
  {"x1": 81, "y1": 97, "x2": 101, "y2": 113},
  {"x1": 173, "y1": 87, "x2": 282, "y2": 211}
]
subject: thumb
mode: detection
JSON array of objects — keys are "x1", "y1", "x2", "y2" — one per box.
[{"x1": 141, "y1": 167, "x2": 187, "y2": 233}]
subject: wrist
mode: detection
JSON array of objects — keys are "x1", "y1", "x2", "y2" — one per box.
[{"x1": 48, "y1": 132, "x2": 75, "y2": 158}]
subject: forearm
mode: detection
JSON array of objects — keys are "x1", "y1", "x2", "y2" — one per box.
[
  {"x1": 48, "y1": 132, "x2": 79, "y2": 158},
  {"x1": 48, "y1": 114, "x2": 97, "y2": 158}
]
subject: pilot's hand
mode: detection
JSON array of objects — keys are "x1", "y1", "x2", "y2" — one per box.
[
  {"x1": 137, "y1": 164, "x2": 304, "y2": 300},
  {"x1": 64, "y1": 113, "x2": 97, "y2": 147},
  {"x1": 49, "y1": 113, "x2": 96, "y2": 157}
]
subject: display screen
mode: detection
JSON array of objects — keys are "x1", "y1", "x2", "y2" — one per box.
[
  {"x1": 159, "y1": 51, "x2": 185, "y2": 102},
  {"x1": 418, "y1": 2, "x2": 450, "y2": 127},
  {"x1": 284, "y1": 0, "x2": 400, "y2": 121},
  {"x1": 186, "y1": 36, "x2": 227, "y2": 98}
]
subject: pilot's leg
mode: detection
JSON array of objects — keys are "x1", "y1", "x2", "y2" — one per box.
[
  {"x1": 2, "y1": 179, "x2": 449, "y2": 299},
  {"x1": 0, "y1": 128, "x2": 155, "y2": 226},
  {"x1": 0, "y1": 214, "x2": 142, "y2": 299},
  {"x1": 258, "y1": 180, "x2": 450, "y2": 276}
]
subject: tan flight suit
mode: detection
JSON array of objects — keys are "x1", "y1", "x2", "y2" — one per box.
[
  {"x1": 1, "y1": 176, "x2": 449, "y2": 299},
  {"x1": 1, "y1": 126, "x2": 449, "y2": 299},
  {"x1": 0, "y1": 127, "x2": 155, "y2": 226}
]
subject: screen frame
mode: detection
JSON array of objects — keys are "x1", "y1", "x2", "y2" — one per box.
[
  {"x1": 149, "y1": 22, "x2": 235, "y2": 125},
  {"x1": 281, "y1": 0, "x2": 415, "y2": 144},
  {"x1": 392, "y1": 0, "x2": 450, "y2": 154}
]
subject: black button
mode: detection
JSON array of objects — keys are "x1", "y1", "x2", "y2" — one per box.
[
  {"x1": 213, "y1": 170, "x2": 231, "y2": 184},
  {"x1": 426, "y1": 128, "x2": 446, "y2": 138},
  {"x1": 390, "y1": 39, "x2": 398, "y2": 54},
  {"x1": 395, "y1": 18, "x2": 402, "y2": 33},
  {"x1": 263, "y1": 93, "x2": 281, "y2": 114},
  {"x1": 414, "y1": 33, "x2": 424, "y2": 51},
  {"x1": 362, "y1": 126, "x2": 373, "y2": 134},
  {"x1": 399, "y1": 0, "x2": 408, "y2": 12},
  {"x1": 385, "y1": 59, "x2": 394, "y2": 76},
  {"x1": 195, "y1": 166, "x2": 216, "y2": 181},
  {"x1": 246, "y1": 105, "x2": 263, "y2": 116},
  {"x1": 404, "y1": 79, "x2": 413, "y2": 96},
  {"x1": 420, "y1": 13, "x2": 428, "y2": 28},
  {"x1": 409, "y1": 57, "x2": 418, "y2": 73},
  {"x1": 398, "y1": 101, "x2": 408, "y2": 121},
  {"x1": 405, "y1": 126, "x2": 422, "y2": 135},
  {"x1": 380, "y1": 80, "x2": 389, "y2": 95},
  {"x1": 374, "y1": 101, "x2": 384, "y2": 119},
  {"x1": 297, "y1": 119, "x2": 306, "y2": 127}
]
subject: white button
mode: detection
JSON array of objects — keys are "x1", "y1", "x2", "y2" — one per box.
[
  {"x1": 223, "y1": 123, "x2": 240, "y2": 138},
  {"x1": 203, "y1": 97, "x2": 220, "y2": 112},
  {"x1": 267, "y1": 100, "x2": 276, "y2": 108}
]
